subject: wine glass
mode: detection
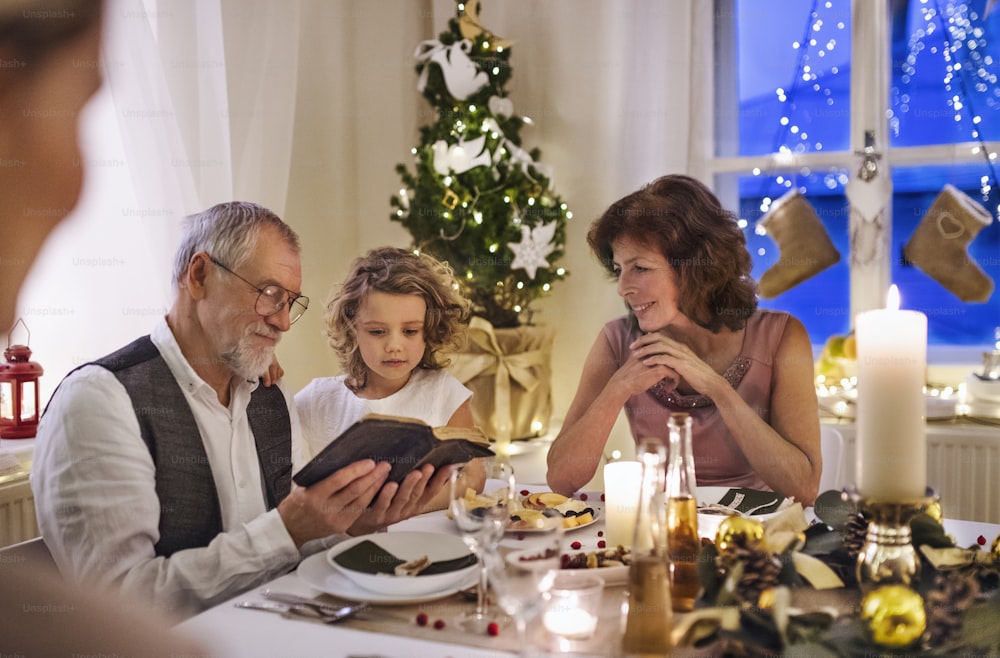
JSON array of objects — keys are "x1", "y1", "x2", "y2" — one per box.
[
  {"x1": 448, "y1": 457, "x2": 515, "y2": 633},
  {"x1": 485, "y1": 513, "x2": 563, "y2": 655}
]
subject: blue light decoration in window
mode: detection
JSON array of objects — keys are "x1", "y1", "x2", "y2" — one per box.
[
  {"x1": 889, "y1": 1, "x2": 1000, "y2": 346},
  {"x1": 735, "y1": 0, "x2": 852, "y2": 157},
  {"x1": 730, "y1": 0, "x2": 1000, "y2": 347}
]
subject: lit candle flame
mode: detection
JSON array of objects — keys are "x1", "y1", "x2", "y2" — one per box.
[{"x1": 886, "y1": 284, "x2": 900, "y2": 311}]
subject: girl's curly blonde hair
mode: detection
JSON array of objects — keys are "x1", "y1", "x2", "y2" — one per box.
[{"x1": 325, "y1": 247, "x2": 472, "y2": 392}]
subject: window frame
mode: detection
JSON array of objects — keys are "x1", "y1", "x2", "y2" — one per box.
[{"x1": 701, "y1": 0, "x2": 997, "y2": 365}]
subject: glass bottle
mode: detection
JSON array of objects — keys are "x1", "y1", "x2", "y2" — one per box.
[
  {"x1": 666, "y1": 412, "x2": 701, "y2": 612},
  {"x1": 621, "y1": 439, "x2": 672, "y2": 656}
]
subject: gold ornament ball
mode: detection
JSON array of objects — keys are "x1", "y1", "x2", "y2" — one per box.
[
  {"x1": 992, "y1": 534, "x2": 1000, "y2": 561},
  {"x1": 714, "y1": 515, "x2": 765, "y2": 553},
  {"x1": 923, "y1": 501, "x2": 943, "y2": 524},
  {"x1": 860, "y1": 585, "x2": 926, "y2": 649}
]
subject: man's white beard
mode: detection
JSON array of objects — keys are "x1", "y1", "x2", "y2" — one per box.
[{"x1": 222, "y1": 322, "x2": 279, "y2": 381}]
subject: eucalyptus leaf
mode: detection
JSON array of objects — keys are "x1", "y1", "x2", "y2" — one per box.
[
  {"x1": 777, "y1": 550, "x2": 803, "y2": 588},
  {"x1": 813, "y1": 490, "x2": 856, "y2": 531},
  {"x1": 783, "y1": 642, "x2": 840, "y2": 658},
  {"x1": 698, "y1": 542, "x2": 721, "y2": 602},
  {"x1": 954, "y1": 595, "x2": 1000, "y2": 654},
  {"x1": 911, "y1": 513, "x2": 955, "y2": 549}
]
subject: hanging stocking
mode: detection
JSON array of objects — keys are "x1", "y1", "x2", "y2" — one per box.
[
  {"x1": 903, "y1": 184, "x2": 995, "y2": 302},
  {"x1": 757, "y1": 190, "x2": 841, "y2": 298}
]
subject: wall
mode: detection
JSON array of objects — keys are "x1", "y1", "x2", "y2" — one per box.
[{"x1": 18, "y1": 1, "x2": 694, "y2": 466}]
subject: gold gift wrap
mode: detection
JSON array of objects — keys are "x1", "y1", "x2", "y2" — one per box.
[{"x1": 448, "y1": 317, "x2": 554, "y2": 442}]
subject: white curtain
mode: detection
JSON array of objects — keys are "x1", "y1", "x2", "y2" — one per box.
[
  {"x1": 18, "y1": 0, "x2": 704, "y2": 418},
  {"x1": 18, "y1": 0, "x2": 300, "y2": 401}
]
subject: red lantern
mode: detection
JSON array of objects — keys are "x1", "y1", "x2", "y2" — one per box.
[{"x1": 0, "y1": 319, "x2": 43, "y2": 439}]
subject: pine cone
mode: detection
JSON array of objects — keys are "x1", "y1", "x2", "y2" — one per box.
[
  {"x1": 716, "y1": 535, "x2": 783, "y2": 602},
  {"x1": 923, "y1": 570, "x2": 980, "y2": 647},
  {"x1": 843, "y1": 512, "x2": 868, "y2": 561}
]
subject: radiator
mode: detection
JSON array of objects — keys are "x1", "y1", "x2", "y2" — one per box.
[
  {"x1": 833, "y1": 421, "x2": 1000, "y2": 525},
  {"x1": 0, "y1": 472, "x2": 38, "y2": 547},
  {"x1": 928, "y1": 436, "x2": 1000, "y2": 525}
]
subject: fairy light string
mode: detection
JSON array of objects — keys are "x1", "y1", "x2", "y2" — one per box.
[
  {"x1": 757, "y1": 0, "x2": 823, "y2": 215},
  {"x1": 929, "y1": 0, "x2": 1000, "y2": 214}
]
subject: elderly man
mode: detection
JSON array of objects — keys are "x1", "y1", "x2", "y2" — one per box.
[{"x1": 32, "y1": 201, "x2": 447, "y2": 617}]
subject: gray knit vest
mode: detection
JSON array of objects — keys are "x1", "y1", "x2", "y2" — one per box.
[{"x1": 82, "y1": 335, "x2": 293, "y2": 556}]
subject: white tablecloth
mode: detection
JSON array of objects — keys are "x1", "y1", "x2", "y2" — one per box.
[{"x1": 177, "y1": 492, "x2": 1000, "y2": 658}]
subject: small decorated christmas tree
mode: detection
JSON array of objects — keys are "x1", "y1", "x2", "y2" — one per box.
[{"x1": 391, "y1": 0, "x2": 572, "y2": 328}]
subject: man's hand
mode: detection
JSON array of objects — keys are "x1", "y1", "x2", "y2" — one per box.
[
  {"x1": 277, "y1": 459, "x2": 390, "y2": 547},
  {"x1": 261, "y1": 358, "x2": 284, "y2": 387},
  {"x1": 347, "y1": 464, "x2": 453, "y2": 535}
]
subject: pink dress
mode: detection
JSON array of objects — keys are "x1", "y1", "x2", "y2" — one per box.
[{"x1": 603, "y1": 310, "x2": 790, "y2": 490}]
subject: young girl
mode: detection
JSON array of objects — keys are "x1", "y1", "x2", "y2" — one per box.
[{"x1": 295, "y1": 246, "x2": 482, "y2": 511}]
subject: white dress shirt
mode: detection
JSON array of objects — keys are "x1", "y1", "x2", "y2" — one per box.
[{"x1": 31, "y1": 318, "x2": 307, "y2": 617}]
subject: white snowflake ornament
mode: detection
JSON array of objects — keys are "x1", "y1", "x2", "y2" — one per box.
[{"x1": 507, "y1": 221, "x2": 557, "y2": 279}]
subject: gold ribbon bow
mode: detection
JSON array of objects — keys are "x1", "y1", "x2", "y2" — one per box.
[{"x1": 449, "y1": 317, "x2": 548, "y2": 442}]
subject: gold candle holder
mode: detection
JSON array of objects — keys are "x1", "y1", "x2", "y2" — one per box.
[{"x1": 846, "y1": 487, "x2": 938, "y2": 590}]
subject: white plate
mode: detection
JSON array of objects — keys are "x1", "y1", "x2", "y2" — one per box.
[
  {"x1": 508, "y1": 508, "x2": 602, "y2": 534},
  {"x1": 326, "y1": 531, "x2": 477, "y2": 596},
  {"x1": 298, "y1": 551, "x2": 479, "y2": 605},
  {"x1": 561, "y1": 563, "x2": 628, "y2": 586}
]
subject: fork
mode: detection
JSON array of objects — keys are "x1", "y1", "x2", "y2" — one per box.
[
  {"x1": 261, "y1": 589, "x2": 368, "y2": 618},
  {"x1": 236, "y1": 599, "x2": 368, "y2": 623}
]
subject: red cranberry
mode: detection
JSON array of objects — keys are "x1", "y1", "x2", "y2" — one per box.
[
  {"x1": 415, "y1": 612, "x2": 428, "y2": 626},
  {"x1": 433, "y1": 619, "x2": 446, "y2": 630},
  {"x1": 570, "y1": 541, "x2": 582, "y2": 550},
  {"x1": 597, "y1": 540, "x2": 606, "y2": 549},
  {"x1": 978, "y1": 535, "x2": 987, "y2": 546},
  {"x1": 579, "y1": 493, "x2": 588, "y2": 501},
  {"x1": 487, "y1": 621, "x2": 500, "y2": 636}
]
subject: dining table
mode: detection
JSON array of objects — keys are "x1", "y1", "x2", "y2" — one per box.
[{"x1": 176, "y1": 485, "x2": 1000, "y2": 658}]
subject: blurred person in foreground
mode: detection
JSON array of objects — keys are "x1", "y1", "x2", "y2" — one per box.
[
  {"x1": 0, "y1": 0, "x2": 208, "y2": 654},
  {"x1": 546, "y1": 175, "x2": 821, "y2": 505}
]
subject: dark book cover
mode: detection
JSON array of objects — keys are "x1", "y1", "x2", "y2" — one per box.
[{"x1": 292, "y1": 414, "x2": 494, "y2": 488}]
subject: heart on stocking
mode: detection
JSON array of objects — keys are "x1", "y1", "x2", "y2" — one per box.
[{"x1": 936, "y1": 212, "x2": 966, "y2": 239}]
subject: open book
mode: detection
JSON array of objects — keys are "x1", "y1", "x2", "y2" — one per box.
[{"x1": 292, "y1": 414, "x2": 495, "y2": 488}]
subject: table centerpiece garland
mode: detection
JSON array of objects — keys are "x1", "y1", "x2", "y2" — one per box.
[{"x1": 674, "y1": 489, "x2": 1000, "y2": 657}]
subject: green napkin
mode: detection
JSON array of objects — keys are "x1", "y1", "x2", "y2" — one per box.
[
  {"x1": 332, "y1": 540, "x2": 477, "y2": 576},
  {"x1": 717, "y1": 488, "x2": 784, "y2": 515}
]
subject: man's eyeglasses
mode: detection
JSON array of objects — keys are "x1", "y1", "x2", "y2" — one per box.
[{"x1": 209, "y1": 256, "x2": 309, "y2": 325}]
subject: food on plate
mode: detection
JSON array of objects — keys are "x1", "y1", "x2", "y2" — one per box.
[
  {"x1": 394, "y1": 555, "x2": 431, "y2": 577},
  {"x1": 447, "y1": 486, "x2": 511, "y2": 519},
  {"x1": 508, "y1": 508, "x2": 550, "y2": 528},
  {"x1": 512, "y1": 491, "x2": 596, "y2": 530},
  {"x1": 561, "y1": 545, "x2": 631, "y2": 570},
  {"x1": 523, "y1": 491, "x2": 569, "y2": 510}
]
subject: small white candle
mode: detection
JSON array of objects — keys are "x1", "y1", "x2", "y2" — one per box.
[
  {"x1": 855, "y1": 286, "x2": 927, "y2": 498},
  {"x1": 543, "y1": 607, "x2": 597, "y2": 640},
  {"x1": 602, "y1": 461, "x2": 642, "y2": 548}
]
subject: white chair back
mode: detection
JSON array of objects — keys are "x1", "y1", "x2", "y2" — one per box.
[{"x1": 819, "y1": 425, "x2": 845, "y2": 493}]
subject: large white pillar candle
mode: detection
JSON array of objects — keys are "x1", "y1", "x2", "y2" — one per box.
[
  {"x1": 855, "y1": 286, "x2": 927, "y2": 499},
  {"x1": 602, "y1": 461, "x2": 642, "y2": 548}
]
